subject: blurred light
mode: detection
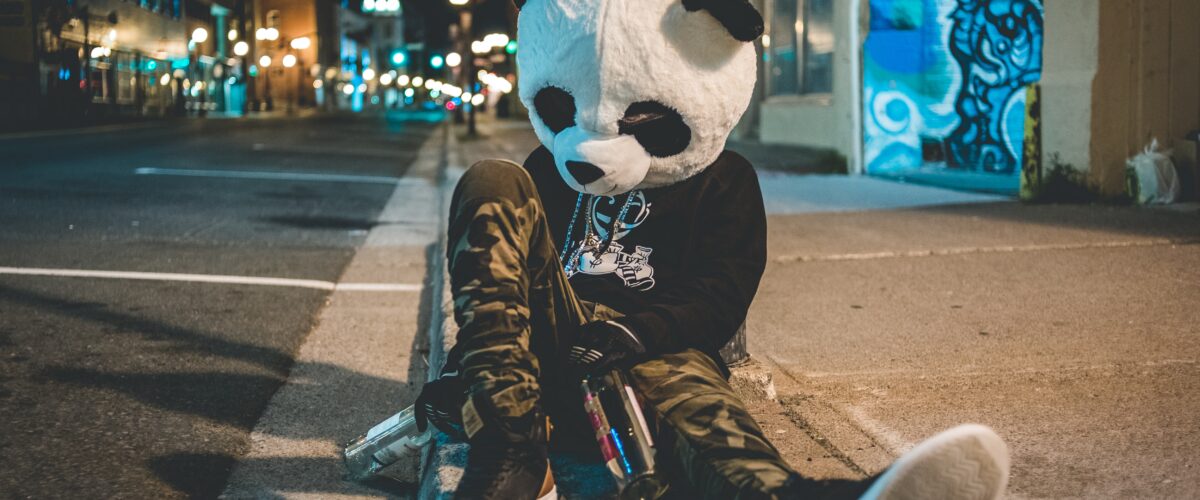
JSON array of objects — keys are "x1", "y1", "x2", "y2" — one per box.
[
  {"x1": 412, "y1": 76, "x2": 424, "y2": 87},
  {"x1": 183, "y1": 79, "x2": 191, "y2": 89},
  {"x1": 397, "y1": 74, "x2": 410, "y2": 86},
  {"x1": 462, "y1": 92, "x2": 472, "y2": 102},
  {"x1": 451, "y1": 97, "x2": 462, "y2": 106},
  {"x1": 259, "y1": 55, "x2": 272, "y2": 67},
  {"x1": 483, "y1": 33, "x2": 509, "y2": 48},
  {"x1": 265, "y1": 28, "x2": 279, "y2": 41},
  {"x1": 477, "y1": 69, "x2": 489, "y2": 81},
  {"x1": 160, "y1": 73, "x2": 171, "y2": 86},
  {"x1": 196, "y1": 81, "x2": 205, "y2": 90},
  {"x1": 404, "y1": 88, "x2": 415, "y2": 97},
  {"x1": 391, "y1": 50, "x2": 407, "y2": 66},
  {"x1": 430, "y1": 89, "x2": 441, "y2": 98},
  {"x1": 255, "y1": 28, "x2": 268, "y2": 40},
  {"x1": 449, "y1": 0, "x2": 468, "y2": 5},
  {"x1": 379, "y1": 73, "x2": 393, "y2": 85},
  {"x1": 471, "y1": 41, "x2": 489, "y2": 54},
  {"x1": 147, "y1": 60, "x2": 158, "y2": 71},
  {"x1": 290, "y1": 37, "x2": 311, "y2": 50},
  {"x1": 505, "y1": 40, "x2": 518, "y2": 54},
  {"x1": 445, "y1": 52, "x2": 462, "y2": 68},
  {"x1": 761, "y1": 34, "x2": 771, "y2": 48},
  {"x1": 228, "y1": 30, "x2": 238, "y2": 41},
  {"x1": 233, "y1": 41, "x2": 249, "y2": 56},
  {"x1": 103, "y1": 47, "x2": 112, "y2": 57},
  {"x1": 371, "y1": 95, "x2": 380, "y2": 104},
  {"x1": 446, "y1": 101, "x2": 457, "y2": 111},
  {"x1": 472, "y1": 93, "x2": 485, "y2": 106},
  {"x1": 404, "y1": 96, "x2": 414, "y2": 105},
  {"x1": 325, "y1": 67, "x2": 339, "y2": 80},
  {"x1": 227, "y1": 76, "x2": 237, "y2": 85},
  {"x1": 188, "y1": 40, "x2": 195, "y2": 51},
  {"x1": 314, "y1": 80, "x2": 324, "y2": 89},
  {"x1": 430, "y1": 55, "x2": 444, "y2": 69},
  {"x1": 363, "y1": 68, "x2": 376, "y2": 81},
  {"x1": 343, "y1": 84, "x2": 354, "y2": 95},
  {"x1": 192, "y1": 27, "x2": 208, "y2": 44},
  {"x1": 249, "y1": 65, "x2": 259, "y2": 77},
  {"x1": 173, "y1": 68, "x2": 186, "y2": 78},
  {"x1": 282, "y1": 54, "x2": 297, "y2": 68},
  {"x1": 106, "y1": 29, "x2": 117, "y2": 42},
  {"x1": 357, "y1": 83, "x2": 367, "y2": 93},
  {"x1": 90, "y1": 46, "x2": 105, "y2": 59},
  {"x1": 311, "y1": 65, "x2": 323, "y2": 77}
]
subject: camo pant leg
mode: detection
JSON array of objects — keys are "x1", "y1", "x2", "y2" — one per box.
[
  {"x1": 630, "y1": 349, "x2": 795, "y2": 500},
  {"x1": 447, "y1": 159, "x2": 591, "y2": 426}
]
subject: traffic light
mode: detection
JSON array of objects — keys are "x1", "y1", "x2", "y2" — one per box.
[{"x1": 430, "y1": 54, "x2": 445, "y2": 69}]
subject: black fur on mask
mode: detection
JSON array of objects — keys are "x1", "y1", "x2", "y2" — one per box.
[{"x1": 513, "y1": 0, "x2": 764, "y2": 43}]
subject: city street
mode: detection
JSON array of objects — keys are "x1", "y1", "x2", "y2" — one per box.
[
  {"x1": 0, "y1": 113, "x2": 439, "y2": 498},
  {"x1": 2, "y1": 113, "x2": 1199, "y2": 499}
]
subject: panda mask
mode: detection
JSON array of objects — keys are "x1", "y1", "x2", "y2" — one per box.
[{"x1": 515, "y1": 0, "x2": 763, "y2": 196}]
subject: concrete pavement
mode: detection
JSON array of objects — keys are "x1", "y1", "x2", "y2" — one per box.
[{"x1": 753, "y1": 202, "x2": 1200, "y2": 498}]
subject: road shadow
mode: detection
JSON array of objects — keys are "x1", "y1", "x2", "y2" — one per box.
[{"x1": 261, "y1": 215, "x2": 379, "y2": 231}]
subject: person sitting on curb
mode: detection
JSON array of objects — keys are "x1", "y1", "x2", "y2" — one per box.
[{"x1": 415, "y1": 0, "x2": 1012, "y2": 498}]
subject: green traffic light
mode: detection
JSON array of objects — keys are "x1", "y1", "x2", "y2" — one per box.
[{"x1": 505, "y1": 41, "x2": 517, "y2": 54}]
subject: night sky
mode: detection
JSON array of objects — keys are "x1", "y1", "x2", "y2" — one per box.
[{"x1": 403, "y1": 0, "x2": 515, "y2": 52}]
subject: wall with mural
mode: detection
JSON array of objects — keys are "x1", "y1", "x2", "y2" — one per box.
[{"x1": 863, "y1": 0, "x2": 1043, "y2": 183}]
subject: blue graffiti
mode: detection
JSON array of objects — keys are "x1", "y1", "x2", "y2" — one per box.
[
  {"x1": 863, "y1": 0, "x2": 1043, "y2": 181},
  {"x1": 946, "y1": 0, "x2": 1043, "y2": 173}
]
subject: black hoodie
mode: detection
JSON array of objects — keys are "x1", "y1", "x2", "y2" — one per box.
[{"x1": 524, "y1": 146, "x2": 768, "y2": 374}]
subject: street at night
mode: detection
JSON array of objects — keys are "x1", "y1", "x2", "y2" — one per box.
[
  {"x1": 0, "y1": 113, "x2": 440, "y2": 498},
  {"x1": 2, "y1": 0, "x2": 1200, "y2": 499}
]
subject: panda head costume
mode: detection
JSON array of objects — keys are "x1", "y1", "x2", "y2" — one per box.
[{"x1": 515, "y1": 0, "x2": 763, "y2": 196}]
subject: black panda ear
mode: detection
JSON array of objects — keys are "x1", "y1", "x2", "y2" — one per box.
[{"x1": 682, "y1": 0, "x2": 764, "y2": 42}]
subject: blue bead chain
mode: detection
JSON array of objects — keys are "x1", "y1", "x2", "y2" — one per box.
[{"x1": 559, "y1": 192, "x2": 586, "y2": 268}]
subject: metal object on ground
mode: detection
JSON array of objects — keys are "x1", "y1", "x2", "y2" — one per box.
[
  {"x1": 719, "y1": 322, "x2": 750, "y2": 367},
  {"x1": 581, "y1": 369, "x2": 668, "y2": 500},
  {"x1": 343, "y1": 405, "x2": 433, "y2": 480}
]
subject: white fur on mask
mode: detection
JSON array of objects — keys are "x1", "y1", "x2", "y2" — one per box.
[
  {"x1": 553, "y1": 127, "x2": 652, "y2": 196},
  {"x1": 517, "y1": 0, "x2": 758, "y2": 194}
]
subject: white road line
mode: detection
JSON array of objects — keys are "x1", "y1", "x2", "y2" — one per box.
[
  {"x1": 775, "y1": 238, "x2": 1200, "y2": 263},
  {"x1": 134, "y1": 167, "x2": 402, "y2": 185},
  {"x1": 0, "y1": 267, "x2": 420, "y2": 292}
]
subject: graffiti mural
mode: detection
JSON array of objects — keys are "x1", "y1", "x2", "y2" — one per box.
[{"x1": 864, "y1": 0, "x2": 1043, "y2": 181}]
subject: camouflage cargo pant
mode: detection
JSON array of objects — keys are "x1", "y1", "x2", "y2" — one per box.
[{"x1": 447, "y1": 160, "x2": 793, "y2": 499}]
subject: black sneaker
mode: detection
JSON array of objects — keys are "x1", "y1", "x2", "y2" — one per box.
[{"x1": 455, "y1": 393, "x2": 556, "y2": 500}]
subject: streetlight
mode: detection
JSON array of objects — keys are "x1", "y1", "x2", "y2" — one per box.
[
  {"x1": 446, "y1": 52, "x2": 462, "y2": 68},
  {"x1": 289, "y1": 37, "x2": 311, "y2": 50},
  {"x1": 449, "y1": 0, "x2": 477, "y2": 135},
  {"x1": 234, "y1": 41, "x2": 249, "y2": 56},
  {"x1": 259, "y1": 55, "x2": 272, "y2": 68},
  {"x1": 191, "y1": 27, "x2": 209, "y2": 44},
  {"x1": 282, "y1": 54, "x2": 296, "y2": 68}
]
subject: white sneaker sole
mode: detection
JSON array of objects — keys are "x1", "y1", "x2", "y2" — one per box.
[
  {"x1": 860, "y1": 424, "x2": 1010, "y2": 500},
  {"x1": 536, "y1": 484, "x2": 557, "y2": 500}
]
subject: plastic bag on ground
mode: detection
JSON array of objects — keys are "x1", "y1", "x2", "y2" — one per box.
[{"x1": 1126, "y1": 139, "x2": 1181, "y2": 204}]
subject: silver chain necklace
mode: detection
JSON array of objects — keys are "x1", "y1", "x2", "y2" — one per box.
[{"x1": 559, "y1": 190, "x2": 640, "y2": 275}]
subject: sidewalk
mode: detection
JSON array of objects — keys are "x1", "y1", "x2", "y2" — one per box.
[{"x1": 433, "y1": 120, "x2": 1200, "y2": 498}]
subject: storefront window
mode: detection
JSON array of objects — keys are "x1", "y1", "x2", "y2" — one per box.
[{"x1": 765, "y1": 0, "x2": 834, "y2": 97}]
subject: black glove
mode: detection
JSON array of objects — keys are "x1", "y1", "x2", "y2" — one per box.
[
  {"x1": 413, "y1": 371, "x2": 467, "y2": 439},
  {"x1": 567, "y1": 320, "x2": 646, "y2": 377}
]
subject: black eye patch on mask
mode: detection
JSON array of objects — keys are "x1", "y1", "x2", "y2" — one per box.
[
  {"x1": 533, "y1": 86, "x2": 577, "y2": 134},
  {"x1": 618, "y1": 101, "x2": 691, "y2": 158}
]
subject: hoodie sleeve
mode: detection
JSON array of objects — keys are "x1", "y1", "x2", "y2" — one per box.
[{"x1": 612, "y1": 154, "x2": 768, "y2": 358}]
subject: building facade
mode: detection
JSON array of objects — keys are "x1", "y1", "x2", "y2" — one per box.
[{"x1": 751, "y1": 0, "x2": 1200, "y2": 198}]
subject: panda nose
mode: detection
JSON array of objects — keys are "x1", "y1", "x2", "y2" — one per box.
[{"x1": 566, "y1": 161, "x2": 605, "y2": 185}]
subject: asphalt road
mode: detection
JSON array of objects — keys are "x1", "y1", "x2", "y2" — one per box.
[{"x1": 0, "y1": 113, "x2": 438, "y2": 499}]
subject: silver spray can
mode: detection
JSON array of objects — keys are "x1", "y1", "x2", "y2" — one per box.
[{"x1": 343, "y1": 405, "x2": 433, "y2": 480}]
